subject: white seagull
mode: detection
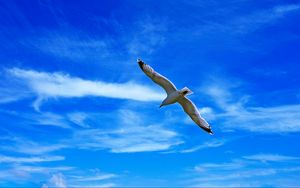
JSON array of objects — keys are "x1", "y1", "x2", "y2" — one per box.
[{"x1": 138, "y1": 59, "x2": 213, "y2": 135}]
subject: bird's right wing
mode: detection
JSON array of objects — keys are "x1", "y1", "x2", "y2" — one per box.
[
  {"x1": 138, "y1": 59, "x2": 177, "y2": 95},
  {"x1": 178, "y1": 96, "x2": 213, "y2": 135}
]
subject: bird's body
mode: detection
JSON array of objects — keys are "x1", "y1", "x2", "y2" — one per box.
[
  {"x1": 137, "y1": 59, "x2": 213, "y2": 135},
  {"x1": 160, "y1": 90, "x2": 180, "y2": 107}
]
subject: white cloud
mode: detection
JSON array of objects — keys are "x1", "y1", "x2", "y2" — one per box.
[
  {"x1": 27, "y1": 34, "x2": 109, "y2": 62},
  {"x1": 191, "y1": 3, "x2": 300, "y2": 38},
  {"x1": 243, "y1": 154, "x2": 300, "y2": 162},
  {"x1": 2, "y1": 109, "x2": 183, "y2": 154},
  {"x1": 74, "y1": 125, "x2": 182, "y2": 153},
  {"x1": 7, "y1": 68, "x2": 164, "y2": 110},
  {"x1": 180, "y1": 139, "x2": 226, "y2": 153},
  {"x1": 274, "y1": 3, "x2": 300, "y2": 14},
  {"x1": 126, "y1": 20, "x2": 167, "y2": 56},
  {"x1": 17, "y1": 165, "x2": 74, "y2": 173},
  {"x1": 31, "y1": 112, "x2": 71, "y2": 128},
  {"x1": 0, "y1": 155, "x2": 64, "y2": 163},
  {"x1": 72, "y1": 174, "x2": 116, "y2": 182},
  {"x1": 72, "y1": 109, "x2": 183, "y2": 153},
  {"x1": 223, "y1": 104, "x2": 300, "y2": 133},
  {"x1": 67, "y1": 112, "x2": 90, "y2": 128},
  {"x1": 194, "y1": 160, "x2": 246, "y2": 172},
  {"x1": 231, "y1": 3, "x2": 300, "y2": 34},
  {"x1": 68, "y1": 183, "x2": 116, "y2": 188},
  {"x1": 202, "y1": 81, "x2": 300, "y2": 133},
  {"x1": 189, "y1": 153, "x2": 300, "y2": 187},
  {"x1": 0, "y1": 136, "x2": 68, "y2": 155},
  {"x1": 48, "y1": 173, "x2": 67, "y2": 188}
]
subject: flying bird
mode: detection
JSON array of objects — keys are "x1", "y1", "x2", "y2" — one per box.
[{"x1": 137, "y1": 59, "x2": 213, "y2": 135}]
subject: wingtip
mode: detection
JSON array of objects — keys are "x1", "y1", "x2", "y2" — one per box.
[
  {"x1": 201, "y1": 125, "x2": 214, "y2": 135},
  {"x1": 137, "y1": 58, "x2": 144, "y2": 70}
]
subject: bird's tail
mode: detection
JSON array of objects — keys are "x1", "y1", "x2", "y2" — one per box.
[{"x1": 180, "y1": 87, "x2": 193, "y2": 96}]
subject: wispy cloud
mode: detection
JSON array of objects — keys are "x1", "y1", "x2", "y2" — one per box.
[
  {"x1": 28, "y1": 35, "x2": 109, "y2": 62},
  {"x1": 74, "y1": 126, "x2": 181, "y2": 153},
  {"x1": 126, "y1": 19, "x2": 167, "y2": 56},
  {"x1": 71, "y1": 174, "x2": 116, "y2": 182},
  {"x1": 179, "y1": 139, "x2": 226, "y2": 153},
  {"x1": 0, "y1": 136, "x2": 68, "y2": 155},
  {"x1": 0, "y1": 155, "x2": 64, "y2": 163},
  {"x1": 0, "y1": 165, "x2": 73, "y2": 182},
  {"x1": 243, "y1": 153, "x2": 300, "y2": 162},
  {"x1": 1, "y1": 109, "x2": 183, "y2": 154},
  {"x1": 42, "y1": 169, "x2": 117, "y2": 188},
  {"x1": 7, "y1": 68, "x2": 164, "y2": 110},
  {"x1": 189, "y1": 153, "x2": 300, "y2": 187},
  {"x1": 67, "y1": 112, "x2": 90, "y2": 128},
  {"x1": 73, "y1": 110, "x2": 182, "y2": 153},
  {"x1": 72, "y1": 110, "x2": 182, "y2": 153},
  {"x1": 202, "y1": 80, "x2": 300, "y2": 133},
  {"x1": 19, "y1": 165, "x2": 74, "y2": 173},
  {"x1": 190, "y1": 3, "x2": 300, "y2": 38},
  {"x1": 43, "y1": 173, "x2": 67, "y2": 188},
  {"x1": 231, "y1": 3, "x2": 300, "y2": 34},
  {"x1": 194, "y1": 160, "x2": 246, "y2": 172}
]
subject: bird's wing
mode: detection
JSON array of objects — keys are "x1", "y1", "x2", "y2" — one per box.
[
  {"x1": 178, "y1": 96, "x2": 213, "y2": 135},
  {"x1": 138, "y1": 59, "x2": 177, "y2": 95}
]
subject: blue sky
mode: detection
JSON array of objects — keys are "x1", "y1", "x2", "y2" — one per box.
[{"x1": 0, "y1": 0, "x2": 300, "y2": 187}]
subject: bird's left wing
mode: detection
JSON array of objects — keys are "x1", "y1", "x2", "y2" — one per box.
[
  {"x1": 178, "y1": 96, "x2": 213, "y2": 135},
  {"x1": 137, "y1": 59, "x2": 177, "y2": 95}
]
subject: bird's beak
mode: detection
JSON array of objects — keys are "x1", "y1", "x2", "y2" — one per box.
[{"x1": 159, "y1": 104, "x2": 163, "y2": 108}]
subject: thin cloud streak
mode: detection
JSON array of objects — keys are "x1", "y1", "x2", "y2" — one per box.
[
  {"x1": 0, "y1": 155, "x2": 64, "y2": 163},
  {"x1": 189, "y1": 153, "x2": 300, "y2": 187},
  {"x1": 179, "y1": 139, "x2": 226, "y2": 153},
  {"x1": 1, "y1": 109, "x2": 183, "y2": 154},
  {"x1": 7, "y1": 68, "x2": 164, "y2": 110},
  {"x1": 202, "y1": 80, "x2": 300, "y2": 133},
  {"x1": 243, "y1": 154, "x2": 300, "y2": 162}
]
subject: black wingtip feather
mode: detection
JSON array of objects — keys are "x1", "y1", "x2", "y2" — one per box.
[
  {"x1": 201, "y1": 125, "x2": 214, "y2": 135},
  {"x1": 137, "y1": 59, "x2": 144, "y2": 70}
]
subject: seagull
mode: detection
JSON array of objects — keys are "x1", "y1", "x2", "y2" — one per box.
[{"x1": 137, "y1": 59, "x2": 213, "y2": 135}]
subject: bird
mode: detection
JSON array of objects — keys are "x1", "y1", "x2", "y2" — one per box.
[{"x1": 137, "y1": 59, "x2": 213, "y2": 135}]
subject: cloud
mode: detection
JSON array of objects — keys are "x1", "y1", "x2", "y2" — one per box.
[
  {"x1": 224, "y1": 104, "x2": 300, "y2": 133},
  {"x1": 67, "y1": 112, "x2": 90, "y2": 128},
  {"x1": 231, "y1": 3, "x2": 300, "y2": 34},
  {"x1": 1, "y1": 109, "x2": 183, "y2": 154},
  {"x1": 126, "y1": 20, "x2": 167, "y2": 56},
  {"x1": 0, "y1": 165, "x2": 73, "y2": 183},
  {"x1": 17, "y1": 165, "x2": 74, "y2": 173},
  {"x1": 179, "y1": 139, "x2": 226, "y2": 153},
  {"x1": 0, "y1": 155, "x2": 64, "y2": 163},
  {"x1": 47, "y1": 173, "x2": 67, "y2": 188},
  {"x1": 69, "y1": 169, "x2": 117, "y2": 186},
  {"x1": 72, "y1": 109, "x2": 183, "y2": 153},
  {"x1": 42, "y1": 168, "x2": 117, "y2": 188},
  {"x1": 0, "y1": 136, "x2": 68, "y2": 155},
  {"x1": 28, "y1": 35, "x2": 109, "y2": 62},
  {"x1": 194, "y1": 160, "x2": 246, "y2": 172},
  {"x1": 7, "y1": 68, "x2": 164, "y2": 110},
  {"x1": 71, "y1": 109, "x2": 182, "y2": 153},
  {"x1": 30, "y1": 112, "x2": 71, "y2": 128},
  {"x1": 190, "y1": 3, "x2": 300, "y2": 38},
  {"x1": 243, "y1": 154, "x2": 300, "y2": 162},
  {"x1": 72, "y1": 174, "x2": 116, "y2": 182},
  {"x1": 202, "y1": 80, "x2": 300, "y2": 133},
  {"x1": 73, "y1": 123, "x2": 182, "y2": 153},
  {"x1": 189, "y1": 153, "x2": 300, "y2": 187}
]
